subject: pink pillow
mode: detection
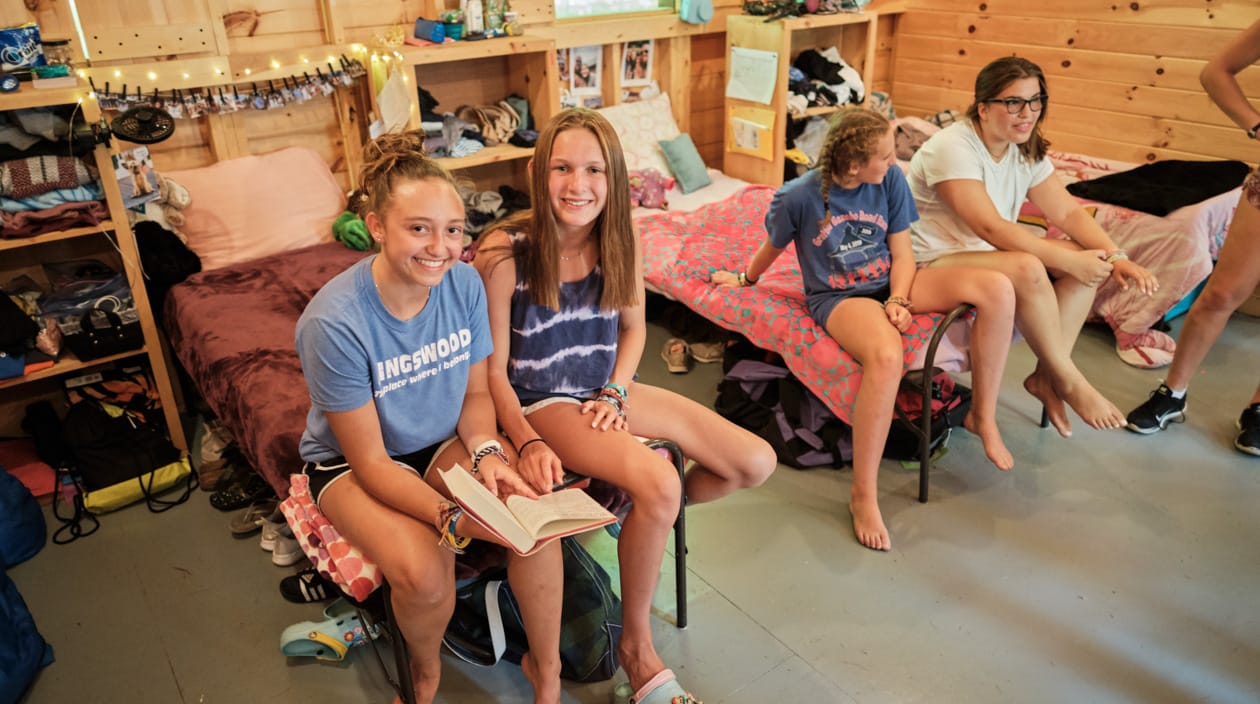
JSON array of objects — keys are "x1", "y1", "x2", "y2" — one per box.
[{"x1": 166, "y1": 148, "x2": 345, "y2": 271}]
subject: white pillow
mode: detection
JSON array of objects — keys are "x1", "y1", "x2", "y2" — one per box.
[
  {"x1": 165, "y1": 147, "x2": 344, "y2": 271},
  {"x1": 597, "y1": 94, "x2": 681, "y2": 177}
]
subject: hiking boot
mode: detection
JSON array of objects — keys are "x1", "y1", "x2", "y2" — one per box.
[
  {"x1": 1235, "y1": 404, "x2": 1260, "y2": 457},
  {"x1": 1126, "y1": 384, "x2": 1186, "y2": 434}
]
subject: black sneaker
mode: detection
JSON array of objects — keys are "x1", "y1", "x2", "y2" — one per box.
[
  {"x1": 1126, "y1": 384, "x2": 1187, "y2": 434},
  {"x1": 1235, "y1": 404, "x2": 1260, "y2": 457}
]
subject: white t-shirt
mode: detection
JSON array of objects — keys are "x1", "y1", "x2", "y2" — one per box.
[{"x1": 906, "y1": 121, "x2": 1055, "y2": 263}]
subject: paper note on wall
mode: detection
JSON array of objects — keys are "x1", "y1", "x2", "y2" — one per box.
[
  {"x1": 725, "y1": 46, "x2": 777, "y2": 105},
  {"x1": 726, "y1": 105, "x2": 776, "y2": 161}
]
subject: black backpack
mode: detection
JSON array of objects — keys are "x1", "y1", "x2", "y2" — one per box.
[{"x1": 715, "y1": 336, "x2": 851, "y2": 469}]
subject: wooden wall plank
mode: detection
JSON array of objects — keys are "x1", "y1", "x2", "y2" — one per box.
[{"x1": 915, "y1": 0, "x2": 1256, "y2": 30}]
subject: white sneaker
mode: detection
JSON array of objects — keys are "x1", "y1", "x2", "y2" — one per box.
[
  {"x1": 271, "y1": 526, "x2": 305, "y2": 567},
  {"x1": 259, "y1": 509, "x2": 286, "y2": 551}
]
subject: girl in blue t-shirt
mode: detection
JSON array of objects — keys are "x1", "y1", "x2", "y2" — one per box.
[
  {"x1": 714, "y1": 108, "x2": 1018, "y2": 552},
  {"x1": 476, "y1": 108, "x2": 775, "y2": 704},
  {"x1": 295, "y1": 133, "x2": 563, "y2": 703}
]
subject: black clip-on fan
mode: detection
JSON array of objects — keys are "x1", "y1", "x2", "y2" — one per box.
[{"x1": 109, "y1": 85, "x2": 176, "y2": 144}]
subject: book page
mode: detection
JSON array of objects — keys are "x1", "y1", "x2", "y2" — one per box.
[
  {"x1": 439, "y1": 465, "x2": 532, "y2": 554},
  {"x1": 505, "y1": 488, "x2": 615, "y2": 539}
]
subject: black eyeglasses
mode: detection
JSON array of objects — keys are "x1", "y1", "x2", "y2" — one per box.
[{"x1": 984, "y1": 94, "x2": 1047, "y2": 114}]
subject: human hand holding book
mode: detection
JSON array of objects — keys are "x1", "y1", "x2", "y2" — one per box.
[{"x1": 440, "y1": 464, "x2": 616, "y2": 556}]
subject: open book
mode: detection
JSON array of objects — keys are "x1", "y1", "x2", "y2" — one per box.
[{"x1": 440, "y1": 464, "x2": 617, "y2": 556}]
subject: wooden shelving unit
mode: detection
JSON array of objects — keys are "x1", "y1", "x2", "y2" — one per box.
[
  {"x1": 399, "y1": 34, "x2": 559, "y2": 183},
  {"x1": 0, "y1": 84, "x2": 188, "y2": 451},
  {"x1": 723, "y1": 11, "x2": 880, "y2": 187}
]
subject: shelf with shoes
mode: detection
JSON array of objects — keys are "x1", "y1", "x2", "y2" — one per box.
[
  {"x1": 0, "y1": 84, "x2": 186, "y2": 450},
  {"x1": 399, "y1": 36, "x2": 559, "y2": 187}
]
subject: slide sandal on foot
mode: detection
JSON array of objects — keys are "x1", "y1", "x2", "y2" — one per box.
[{"x1": 627, "y1": 669, "x2": 702, "y2": 704}]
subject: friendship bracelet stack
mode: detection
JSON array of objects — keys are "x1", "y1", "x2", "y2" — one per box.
[
  {"x1": 435, "y1": 500, "x2": 470, "y2": 554},
  {"x1": 471, "y1": 439, "x2": 509, "y2": 476},
  {"x1": 598, "y1": 382, "x2": 629, "y2": 418}
]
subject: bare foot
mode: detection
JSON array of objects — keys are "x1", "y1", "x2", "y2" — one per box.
[
  {"x1": 520, "y1": 652, "x2": 561, "y2": 704},
  {"x1": 1024, "y1": 372, "x2": 1071, "y2": 437},
  {"x1": 964, "y1": 411, "x2": 1014, "y2": 471},
  {"x1": 849, "y1": 494, "x2": 891, "y2": 551},
  {"x1": 1054, "y1": 378, "x2": 1126, "y2": 430}
]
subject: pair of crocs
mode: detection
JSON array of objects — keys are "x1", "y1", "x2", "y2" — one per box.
[{"x1": 279, "y1": 597, "x2": 377, "y2": 661}]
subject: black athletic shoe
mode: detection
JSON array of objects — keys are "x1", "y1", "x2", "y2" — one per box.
[
  {"x1": 1235, "y1": 404, "x2": 1260, "y2": 457},
  {"x1": 1126, "y1": 384, "x2": 1187, "y2": 434}
]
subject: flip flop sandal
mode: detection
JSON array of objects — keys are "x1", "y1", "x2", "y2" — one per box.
[
  {"x1": 280, "y1": 568, "x2": 337, "y2": 603},
  {"x1": 278, "y1": 597, "x2": 377, "y2": 661},
  {"x1": 660, "y1": 338, "x2": 693, "y2": 374}
]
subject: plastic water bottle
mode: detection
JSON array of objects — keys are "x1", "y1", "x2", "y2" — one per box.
[{"x1": 467, "y1": 0, "x2": 485, "y2": 35}]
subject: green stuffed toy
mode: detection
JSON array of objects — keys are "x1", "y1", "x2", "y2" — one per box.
[{"x1": 333, "y1": 211, "x2": 371, "y2": 251}]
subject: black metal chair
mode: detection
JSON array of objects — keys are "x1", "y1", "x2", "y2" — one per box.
[{"x1": 358, "y1": 437, "x2": 690, "y2": 704}]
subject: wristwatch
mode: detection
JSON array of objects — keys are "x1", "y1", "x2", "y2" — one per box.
[{"x1": 1248, "y1": 121, "x2": 1260, "y2": 140}]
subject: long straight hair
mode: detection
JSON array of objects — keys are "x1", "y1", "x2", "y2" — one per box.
[
  {"x1": 966, "y1": 56, "x2": 1052, "y2": 163},
  {"x1": 494, "y1": 108, "x2": 637, "y2": 312}
]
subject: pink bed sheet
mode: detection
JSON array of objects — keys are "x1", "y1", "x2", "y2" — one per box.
[{"x1": 637, "y1": 184, "x2": 970, "y2": 425}]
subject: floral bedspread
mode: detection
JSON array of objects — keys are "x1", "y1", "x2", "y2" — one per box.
[{"x1": 637, "y1": 185, "x2": 969, "y2": 425}]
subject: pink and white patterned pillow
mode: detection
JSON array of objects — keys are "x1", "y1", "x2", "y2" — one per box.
[{"x1": 597, "y1": 94, "x2": 681, "y2": 178}]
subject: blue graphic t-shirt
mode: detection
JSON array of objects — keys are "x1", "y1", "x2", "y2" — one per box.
[
  {"x1": 295, "y1": 256, "x2": 493, "y2": 462},
  {"x1": 765, "y1": 167, "x2": 917, "y2": 299}
]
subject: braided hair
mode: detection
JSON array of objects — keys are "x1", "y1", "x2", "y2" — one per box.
[
  {"x1": 814, "y1": 107, "x2": 891, "y2": 230},
  {"x1": 357, "y1": 130, "x2": 461, "y2": 220}
]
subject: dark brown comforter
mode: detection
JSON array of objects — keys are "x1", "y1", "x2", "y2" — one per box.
[{"x1": 165, "y1": 242, "x2": 368, "y2": 495}]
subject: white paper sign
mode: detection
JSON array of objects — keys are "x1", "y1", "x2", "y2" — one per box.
[{"x1": 725, "y1": 46, "x2": 778, "y2": 105}]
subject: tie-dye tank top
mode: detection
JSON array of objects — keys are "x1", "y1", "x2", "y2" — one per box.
[{"x1": 507, "y1": 231, "x2": 620, "y2": 403}]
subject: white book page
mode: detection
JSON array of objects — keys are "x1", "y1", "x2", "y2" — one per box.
[
  {"x1": 439, "y1": 465, "x2": 532, "y2": 554},
  {"x1": 504, "y1": 488, "x2": 614, "y2": 538}
]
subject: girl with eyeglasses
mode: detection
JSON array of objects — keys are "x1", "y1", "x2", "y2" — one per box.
[{"x1": 906, "y1": 56, "x2": 1158, "y2": 438}]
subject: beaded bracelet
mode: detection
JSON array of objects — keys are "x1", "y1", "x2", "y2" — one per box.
[
  {"x1": 471, "y1": 440, "x2": 509, "y2": 476},
  {"x1": 596, "y1": 391, "x2": 627, "y2": 418},
  {"x1": 884, "y1": 296, "x2": 912, "y2": 311}
]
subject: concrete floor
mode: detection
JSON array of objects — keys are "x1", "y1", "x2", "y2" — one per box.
[{"x1": 11, "y1": 313, "x2": 1260, "y2": 704}]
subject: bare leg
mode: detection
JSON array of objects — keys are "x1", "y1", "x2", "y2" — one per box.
[
  {"x1": 909, "y1": 267, "x2": 1016, "y2": 470},
  {"x1": 823, "y1": 297, "x2": 903, "y2": 551},
  {"x1": 1164, "y1": 196, "x2": 1260, "y2": 391},
  {"x1": 524, "y1": 404, "x2": 680, "y2": 693},
  {"x1": 931, "y1": 251, "x2": 1122, "y2": 435},
  {"x1": 320, "y1": 477, "x2": 454, "y2": 704},
  {"x1": 506, "y1": 543, "x2": 563, "y2": 704},
  {"x1": 626, "y1": 384, "x2": 777, "y2": 506}
]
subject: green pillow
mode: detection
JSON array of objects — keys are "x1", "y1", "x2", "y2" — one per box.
[{"x1": 658, "y1": 134, "x2": 712, "y2": 194}]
